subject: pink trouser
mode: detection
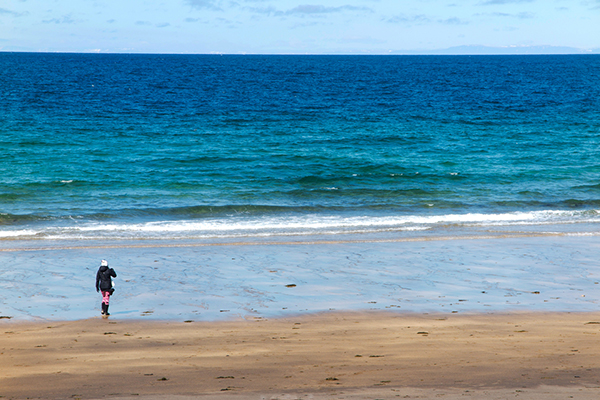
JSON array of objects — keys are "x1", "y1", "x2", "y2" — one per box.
[{"x1": 101, "y1": 291, "x2": 111, "y2": 305}]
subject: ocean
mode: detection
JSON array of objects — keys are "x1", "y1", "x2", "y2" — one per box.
[{"x1": 1, "y1": 53, "x2": 600, "y2": 320}]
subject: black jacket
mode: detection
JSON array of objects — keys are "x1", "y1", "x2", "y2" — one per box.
[{"x1": 96, "y1": 265, "x2": 117, "y2": 292}]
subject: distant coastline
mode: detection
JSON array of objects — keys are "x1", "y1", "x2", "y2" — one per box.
[{"x1": 392, "y1": 44, "x2": 600, "y2": 55}]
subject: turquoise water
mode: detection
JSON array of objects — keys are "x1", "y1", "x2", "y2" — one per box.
[{"x1": 1, "y1": 53, "x2": 600, "y2": 242}]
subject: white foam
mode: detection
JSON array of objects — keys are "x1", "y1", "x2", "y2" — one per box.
[
  {"x1": 2, "y1": 209, "x2": 598, "y2": 241},
  {"x1": 101, "y1": 209, "x2": 597, "y2": 233},
  {"x1": 0, "y1": 230, "x2": 39, "y2": 238}
]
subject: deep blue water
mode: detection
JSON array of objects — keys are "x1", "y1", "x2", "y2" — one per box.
[{"x1": 1, "y1": 53, "x2": 600, "y2": 242}]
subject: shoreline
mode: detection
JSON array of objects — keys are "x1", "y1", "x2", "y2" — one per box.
[
  {"x1": 2, "y1": 311, "x2": 600, "y2": 399},
  {"x1": 1, "y1": 228, "x2": 599, "y2": 252}
]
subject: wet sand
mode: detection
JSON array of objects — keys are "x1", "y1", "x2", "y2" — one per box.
[
  {"x1": 2, "y1": 311, "x2": 600, "y2": 399},
  {"x1": 2, "y1": 235, "x2": 600, "y2": 321}
]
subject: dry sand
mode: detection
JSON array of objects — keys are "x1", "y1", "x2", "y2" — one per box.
[{"x1": 1, "y1": 311, "x2": 600, "y2": 399}]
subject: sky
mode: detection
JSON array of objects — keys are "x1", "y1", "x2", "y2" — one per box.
[{"x1": 1, "y1": 0, "x2": 599, "y2": 54}]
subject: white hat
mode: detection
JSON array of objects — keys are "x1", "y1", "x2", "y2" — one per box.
[{"x1": 101, "y1": 259, "x2": 108, "y2": 267}]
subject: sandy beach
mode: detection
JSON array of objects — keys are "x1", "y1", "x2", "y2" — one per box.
[{"x1": 2, "y1": 311, "x2": 600, "y2": 399}]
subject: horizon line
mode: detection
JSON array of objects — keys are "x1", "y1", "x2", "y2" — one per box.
[{"x1": 2, "y1": 45, "x2": 599, "y2": 56}]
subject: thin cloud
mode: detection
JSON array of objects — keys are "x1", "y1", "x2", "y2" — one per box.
[
  {"x1": 184, "y1": 0, "x2": 223, "y2": 11},
  {"x1": 285, "y1": 5, "x2": 372, "y2": 15},
  {"x1": 476, "y1": 11, "x2": 534, "y2": 18},
  {"x1": 241, "y1": 4, "x2": 373, "y2": 18},
  {"x1": 0, "y1": 7, "x2": 28, "y2": 17},
  {"x1": 42, "y1": 14, "x2": 76, "y2": 24},
  {"x1": 385, "y1": 14, "x2": 430, "y2": 24},
  {"x1": 243, "y1": 5, "x2": 279, "y2": 15},
  {"x1": 438, "y1": 17, "x2": 469, "y2": 25}
]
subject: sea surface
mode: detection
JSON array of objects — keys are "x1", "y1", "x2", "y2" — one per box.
[
  {"x1": 2, "y1": 53, "x2": 600, "y2": 245},
  {"x1": 1, "y1": 53, "x2": 600, "y2": 320}
]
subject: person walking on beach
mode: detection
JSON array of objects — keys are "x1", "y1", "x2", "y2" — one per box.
[{"x1": 96, "y1": 259, "x2": 117, "y2": 316}]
